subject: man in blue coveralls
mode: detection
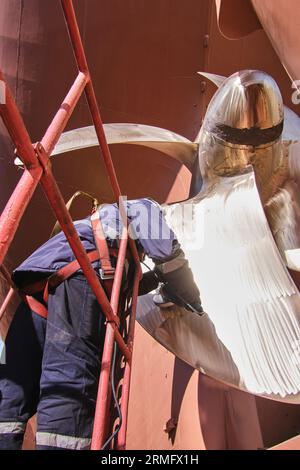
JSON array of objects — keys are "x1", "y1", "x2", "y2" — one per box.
[{"x1": 0, "y1": 198, "x2": 202, "y2": 450}]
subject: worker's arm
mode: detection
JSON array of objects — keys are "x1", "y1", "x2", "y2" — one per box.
[
  {"x1": 152, "y1": 245, "x2": 201, "y2": 307},
  {"x1": 134, "y1": 199, "x2": 202, "y2": 311}
]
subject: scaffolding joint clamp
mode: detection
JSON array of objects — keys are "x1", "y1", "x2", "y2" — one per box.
[
  {"x1": 106, "y1": 315, "x2": 120, "y2": 329},
  {"x1": 34, "y1": 142, "x2": 51, "y2": 174}
]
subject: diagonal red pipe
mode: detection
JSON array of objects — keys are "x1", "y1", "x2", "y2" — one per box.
[
  {"x1": 0, "y1": 62, "x2": 130, "y2": 361},
  {"x1": 60, "y1": 0, "x2": 142, "y2": 270}
]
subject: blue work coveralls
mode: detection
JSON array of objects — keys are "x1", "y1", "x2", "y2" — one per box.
[{"x1": 0, "y1": 198, "x2": 178, "y2": 450}]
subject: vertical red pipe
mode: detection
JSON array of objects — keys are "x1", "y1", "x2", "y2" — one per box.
[
  {"x1": 110, "y1": 229, "x2": 129, "y2": 314},
  {"x1": 91, "y1": 229, "x2": 128, "y2": 450},
  {"x1": 91, "y1": 325, "x2": 115, "y2": 449},
  {"x1": 116, "y1": 268, "x2": 141, "y2": 449}
]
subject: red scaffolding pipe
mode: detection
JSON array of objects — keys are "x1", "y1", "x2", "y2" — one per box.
[
  {"x1": 60, "y1": 0, "x2": 121, "y2": 198},
  {"x1": 0, "y1": 168, "x2": 42, "y2": 265},
  {"x1": 0, "y1": 68, "x2": 44, "y2": 265},
  {"x1": 117, "y1": 267, "x2": 141, "y2": 450},
  {"x1": 0, "y1": 71, "x2": 130, "y2": 360},
  {"x1": 60, "y1": 0, "x2": 142, "y2": 269},
  {"x1": 0, "y1": 287, "x2": 14, "y2": 322},
  {"x1": 41, "y1": 71, "x2": 88, "y2": 156},
  {"x1": 91, "y1": 228, "x2": 129, "y2": 450}
]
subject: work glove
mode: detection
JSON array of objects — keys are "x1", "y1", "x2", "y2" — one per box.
[
  {"x1": 160, "y1": 283, "x2": 204, "y2": 315},
  {"x1": 138, "y1": 270, "x2": 159, "y2": 296},
  {"x1": 155, "y1": 263, "x2": 201, "y2": 306}
]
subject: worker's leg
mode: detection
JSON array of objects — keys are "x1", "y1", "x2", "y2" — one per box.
[
  {"x1": 36, "y1": 273, "x2": 106, "y2": 450},
  {"x1": 0, "y1": 300, "x2": 46, "y2": 449}
]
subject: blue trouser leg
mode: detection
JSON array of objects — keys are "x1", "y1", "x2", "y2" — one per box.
[
  {"x1": 36, "y1": 273, "x2": 106, "y2": 450},
  {"x1": 0, "y1": 272, "x2": 105, "y2": 450},
  {"x1": 0, "y1": 300, "x2": 46, "y2": 449}
]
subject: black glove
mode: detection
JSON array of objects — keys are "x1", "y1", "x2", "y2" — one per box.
[
  {"x1": 138, "y1": 270, "x2": 159, "y2": 296},
  {"x1": 184, "y1": 300, "x2": 204, "y2": 315},
  {"x1": 162, "y1": 283, "x2": 204, "y2": 315},
  {"x1": 157, "y1": 263, "x2": 201, "y2": 306}
]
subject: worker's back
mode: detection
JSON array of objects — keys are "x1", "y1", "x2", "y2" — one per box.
[{"x1": 12, "y1": 198, "x2": 176, "y2": 289}]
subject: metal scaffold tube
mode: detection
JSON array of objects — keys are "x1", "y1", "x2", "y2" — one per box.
[{"x1": 60, "y1": 0, "x2": 142, "y2": 269}]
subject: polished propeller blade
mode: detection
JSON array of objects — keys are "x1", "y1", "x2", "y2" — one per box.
[{"x1": 15, "y1": 123, "x2": 198, "y2": 171}]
